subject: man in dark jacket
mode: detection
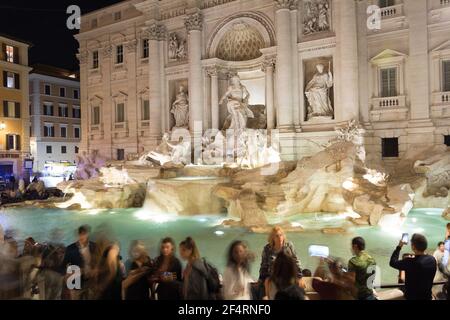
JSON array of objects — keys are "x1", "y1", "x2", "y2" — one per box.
[
  {"x1": 62, "y1": 225, "x2": 97, "y2": 300},
  {"x1": 389, "y1": 233, "x2": 437, "y2": 300}
]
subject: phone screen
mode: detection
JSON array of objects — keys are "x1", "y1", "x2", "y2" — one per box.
[
  {"x1": 308, "y1": 245, "x2": 329, "y2": 258},
  {"x1": 402, "y1": 233, "x2": 409, "y2": 244}
]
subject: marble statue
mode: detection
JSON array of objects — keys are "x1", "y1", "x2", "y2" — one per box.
[
  {"x1": 303, "y1": 0, "x2": 330, "y2": 35},
  {"x1": 171, "y1": 86, "x2": 189, "y2": 128},
  {"x1": 148, "y1": 135, "x2": 191, "y2": 166},
  {"x1": 75, "y1": 150, "x2": 106, "y2": 180},
  {"x1": 305, "y1": 63, "x2": 334, "y2": 120},
  {"x1": 235, "y1": 129, "x2": 280, "y2": 169},
  {"x1": 201, "y1": 131, "x2": 225, "y2": 165},
  {"x1": 219, "y1": 75, "x2": 254, "y2": 131},
  {"x1": 168, "y1": 33, "x2": 187, "y2": 61}
]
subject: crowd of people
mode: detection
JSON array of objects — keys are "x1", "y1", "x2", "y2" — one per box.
[{"x1": 0, "y1": 222, "x2": 449, "y2": 301}]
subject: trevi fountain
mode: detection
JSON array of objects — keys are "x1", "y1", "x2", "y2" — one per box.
[{"x1": 1, "y1": 75, "x2": 448, "y2": 284}]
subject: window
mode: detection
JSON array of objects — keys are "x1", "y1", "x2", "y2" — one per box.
[
  {"x1": 3, "y1": 101, "x2": 20, "y2": 118},
  {"x1": 43, "y1": 103, "x2": 54, "y2": 116},
  {"x1": 3, "y1": 71, "x2": 19, "y2": 89},
  {"x1": 58, "y1": 104, "x2": 68, "y2": 117},
  {"x1": 46, "y1": 146, "x2": 52, "y2": 154},
  {"x1": 116, "y1": 45, "x2": 124, "y2": 64},
  {"x1": 142, "y1": 39, "x2": 149, "y2": 59},
  {"x1": 444, "y1": 60, "x2": 450, "y2": 92},
  {"x1": 382, "y1": 138, "x2": 399, "y2": 158},
  {"x1": 59, "y1": 87, "x2": 66, "y2": 97},
  {"x1": 61, "y1": 146, "x2": 67, "y2": 154},
  {"x1": 73, "y1": 89, "x2": 79, "y2": 100},
  {"x1": 380, "y1": 67, "x2": 397, "y2": 97},
  {"x1": 142, "y1": 99, "x2": 150, "y2": 120},
  {"x1": 74, "y1": 127, "x2": 80, "y2": 139},
  {"x1": 116, "y1": 103, "x2": 125, "y2": 123},
  {"x1": 4, "y1": 45, "x2": 17, "y2": 63},
  {"x1": 114, "y1": 11, "x2": 121, "y2": 21},
  {"x1": 6, "y1": 134, "x2": 20, "y2": 151},
  {"x1": 44, "y1": 84, "x2": 51, "y2": 95},
  {"x1": 92, "y1": 106, "x2": 100, "y2": 125},
  {"x1": 44, "y1": 124, "x2": 55, "y2": 137},
  {"x1": 445, "y1": 135, "x2": 450, "y2": 147},
  {"x1": 117, "y1": 149, "x2": 125, "y2": 161},
  {"x1": 91, "y1": 19, "x2": 98, "y2": 28},
  {"x1": 92, "y1": 51, "x2": 99, "y2": 69},
  {"x1": 379, "y1": 0, "x2": 394, "y2": 7},
  {"x1": 73, "y1": 106, "x2": 81, "y2": 118},
  {"x1": 60, "y1": 126, "x2": 67, "y2": 138},
  {"x1": 75, "y1": 146, "x2": 79, "y2": 154}
]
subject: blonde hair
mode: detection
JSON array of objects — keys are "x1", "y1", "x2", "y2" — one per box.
[{"x1": 268, "y1": 226, "x2": 286, "y2": 247}]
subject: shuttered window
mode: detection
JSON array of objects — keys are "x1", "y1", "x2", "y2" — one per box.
[
  {"x1": 444, "y1": 60, "x2": 450, "y2": 92},
  {"x1": 6, "y1": 134, "x2": 20, "y2": 151},
  {"x1": 380, "y1": 68, "x2": 397, "y2": 97},
  {"x1": 3, "y1": 101, "x2": 20, "y2": 118},
  {"x1": 92, "y1": 106, "x2": 100, "y2": 125},
  {"x1": 379, "y1": 0, "x2": 394, "y2": 8},
  {"x1": 116, "y1": 103, "x2": 125, "y2": 123},
  {"x1": 142, "y1": 100, "x2": 150, "y2": 121}
]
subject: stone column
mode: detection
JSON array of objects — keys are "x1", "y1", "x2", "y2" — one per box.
[
  {"x1": 290, "y1": 1, "x2": 301, "y2": 130},
  {"x1": 263, "y1": 58, "x2": 276, "y2": 130},
  {"x1": 146, "y1": 23, "x2": 165, "y2": 145},
  {"x1": 101, "y1": 44, "x2": 113, "y2": 159},
  {"x1": 125, "y1": 39, "x2": 138, "y2": 153},
  {"x1": 207, "y1": 67, "x2": 219, "y2": 130},
  {"x1": 185, "y1": 11, "x2": 204, "y2": 133},
  {"x1": 336, "y1": 0, "x2": 359, "y2": 122},
  {"x1": 275, "y1": 0, "x2": 294, "y2": 131}
]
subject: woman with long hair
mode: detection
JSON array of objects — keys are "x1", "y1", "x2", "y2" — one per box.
[
  {"x1": 179, "y1": 237, "x2": 209, "y2": 300},
  {"x1": 222, "y1": 240, "x2": 255, "y2": 300},
  {"x1": 264, "y1": 251, "x2": 302, "y2": 300},
  {"x1": 152, "y1": 237, "x2": 182, "y2": 300},
  {"x1": 123, "y1": 241, "x2": 153, "y2": 300},
  {"x1": 95, "y1": 243, "x2": 124, "y2": 300}
]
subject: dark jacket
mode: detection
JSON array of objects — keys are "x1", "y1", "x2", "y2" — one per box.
[
  {"x1": 259, "y1": 242, "x2": 302, "y2": 281},
  {"x1": 184, "y1": 259, "x2": 209, "y2": 300},
  {"x1": 389, "y1": 246, "x2": 437, "y2": 300},
  {"x1": 62, "y1": 241, "x2": 97, "y2": 273},
  {"x1": 154, "y1": 255, "x2": 183, "y2": 300}
]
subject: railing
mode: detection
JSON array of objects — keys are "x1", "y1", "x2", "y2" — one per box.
[
  {"x1": 441, "y1": 0, "x2": 450, "y2": 7},
  {"x1": 114, "y1": 122, "x2": 126, "y2": 130},
  {"x1": 381, "y1": 4, "x2": 404, "y2": 19},
  {"x1": 432, "y1": 92, "x2": 450, "y2": 105},
  {"x1": 373, "y1": 96, "x2": 406, "y2": 108}
]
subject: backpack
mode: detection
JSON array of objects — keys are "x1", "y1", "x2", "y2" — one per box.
[{"x1": 201, "y1": 258, "x2": 222, "y2": 299}]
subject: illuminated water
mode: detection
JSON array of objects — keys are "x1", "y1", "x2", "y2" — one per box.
[{"x1": 0, "y1": 207, "x2": 446, "y2": 284}]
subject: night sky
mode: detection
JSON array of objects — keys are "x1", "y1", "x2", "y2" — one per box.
[{"x1": 0, "y1": 0, "x2": 123, "y2": 71}]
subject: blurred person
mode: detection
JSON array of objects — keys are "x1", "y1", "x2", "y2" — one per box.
[
  {"x1": 264, "y1": 251, "x2": 303, "y2": 300},
  {"x1": 222, "y1": 240, "x2": 255, "y2": 300},
  {"x1": 446, "y1": 223, "x2": 450, "y2": 240},
  {"x1": 274, "y1": 284, "x2": 306, "y2": 300},
  {"x1": 301, "y1": 269, "x2": 312, "y2": 277},
  {"x1": 96, "y1": 243, "x2": 123, "y2": 300},
  {"x1": 39, "y1": 243, "x2": 66, "y2": 300},
  {"x1": 123, "y1": 241, "x2": 153, "y2": 300},
  {"x1": 258, "y1": 226, "x2": 302, "y2": 298},
  {"x1": 152, "y1": 237, "x2": 183, "y2": 300},
  {"x1": 179, "y1": 237, "x2": 209, "y2": 300},
  {"x1": 433, "y1": 242, "x2": 447, "y2": 299},
  {"x1": 312, "y1": 257, "x2": 355, "y2": 300},
  {"x1": 347, "y1": 237, "x2": 377, "y2": 300},
  {"x1": 62, "y1": 225, "x2": 97, "y2": 300},
  {"x1": 389, "y1": 233, "x2": 437, "y2": 300}
]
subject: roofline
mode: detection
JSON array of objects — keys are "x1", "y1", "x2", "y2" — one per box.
[{"x1": 0, "y1": 33, "x2": 33, "y2": 47}]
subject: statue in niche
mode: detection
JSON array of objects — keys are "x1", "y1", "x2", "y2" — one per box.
[
  {"x1": 168, "y1": 33, "x2": 187, "y2": 61},
  {"x1": 219, "y1": 75, "x2": 254, "y2": 132},
  {"x1": 303, "y1": 0, "x2": 330, "y2": 35},
  {"x1": 171, "y1": 85, "x2": 189, "y2": 128},
  {"x1": 305, "y1": 63, "x2": 334, "y2": 120}
]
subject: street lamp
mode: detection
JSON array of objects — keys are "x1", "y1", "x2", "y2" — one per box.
[{"x1": 0, "y1": 122, "x2": 6, "y2": 131}]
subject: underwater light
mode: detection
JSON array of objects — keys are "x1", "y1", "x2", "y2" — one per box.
[{"x1": 215, "y1": 231, "x2": 225, "y2": 236}]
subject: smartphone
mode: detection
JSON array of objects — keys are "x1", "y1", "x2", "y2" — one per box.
[
  {"x1": 308, "y1": 245, "x2": 329, "y2": 258},
  {"x1": 401, "y1": 233, "x2": 409, "y2": 245}
]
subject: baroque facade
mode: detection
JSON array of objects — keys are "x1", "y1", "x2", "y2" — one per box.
[{"x1": 76, "y1": 0, "x2": 450, "y2": 169}]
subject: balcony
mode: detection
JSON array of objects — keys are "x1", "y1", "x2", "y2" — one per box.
[
  {"x1": 371, "y1": 96, "x2": 408, "y2": 122},
  {"x1": 431, "y1": 91, "x2": 450, "y2": 118},
  {"x1": 380, "y1": 4, "x2": 405, "y2": 19}
]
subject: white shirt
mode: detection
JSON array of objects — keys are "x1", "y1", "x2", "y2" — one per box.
[{"x1": 222, "y1": 266, "x2": 254, "y2": 300}]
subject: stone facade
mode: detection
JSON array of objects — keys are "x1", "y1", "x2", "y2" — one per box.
[{"x1": 75, "y1": 0, "x2": 450, "y2": 169}]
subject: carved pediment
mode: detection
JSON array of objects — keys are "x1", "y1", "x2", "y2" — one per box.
[
  {"x1": 89, "y1": 95, "x2": 103, "y2": 105},
  {"x1": 370, "y1": 49, "x2": 407, "y2": 64},
  {"x1": 431, "y1": 39, "x2": 450, "y2": 53},
  {"x1": 112, "y1": 91, "x2": 128, "y2": 102}
]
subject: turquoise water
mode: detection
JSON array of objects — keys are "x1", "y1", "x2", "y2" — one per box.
[{"x1": 0, "y1": 207, "x2": 447, "y2": 284}]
